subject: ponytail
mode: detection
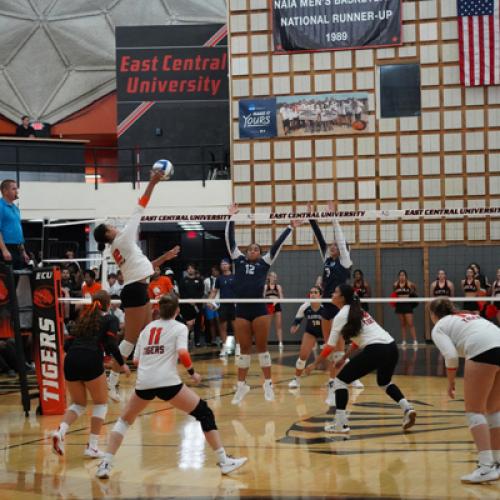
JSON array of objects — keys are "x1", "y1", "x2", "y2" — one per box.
[{"x1": 337, "y1": 284, "x2": 363, "y2": 341}]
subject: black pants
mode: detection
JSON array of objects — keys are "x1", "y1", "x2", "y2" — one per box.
[{"x1": 338, "y1": 342, "x2": 399, "y2": 386}]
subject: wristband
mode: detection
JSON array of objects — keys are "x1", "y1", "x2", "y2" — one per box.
[
  {"x1": 447, "y1": 367, "x2": 457, "y2": 371},
  {"x1": 187, "y1": 367, "x2": 195, "y2": 376}
]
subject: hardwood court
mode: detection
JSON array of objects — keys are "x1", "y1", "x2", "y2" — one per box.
[{"x1": 0, "y1": 346, "x2": 499, "y2": 499}]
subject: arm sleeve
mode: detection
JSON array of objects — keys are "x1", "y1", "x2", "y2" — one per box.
[
  {"x1": 121, "y1": 204, "x2": 145, "y2": 241},
  {"x1": 333, "y1": 218, "x2": 352, "y2": 268},
  {"x1": 327, "y1": 310, "x2": 348, "y2": 347},
  {"x1": 101, "y1": 317, "x2": 124, "y2": 366},
  {"x1": 292, "y1": 303, "x2": 307, "y2": 326},
  {"x1": 431, "y1": 324, "x2": 459, "y2": 369},
  {"x1": 263, "y1": 226, "x2": 293, "y2": 265},
  {"x1": 308, "y1": 219, "x2": 327, "y2": 260},
  {"x1": 225, "y1": 220, "x2": 243, "y2": 259}
]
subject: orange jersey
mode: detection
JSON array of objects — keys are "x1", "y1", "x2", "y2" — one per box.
[
  {"x1": 82, "y1": 281, "x2": 102, "y2": 299},
  {"x1": 148, "y1": 276, "x2": 174, "y2": 300}
]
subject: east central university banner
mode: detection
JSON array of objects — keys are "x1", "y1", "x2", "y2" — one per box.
[{"x1": 272, "y1": 0, "x2": 402, "y2": 52}]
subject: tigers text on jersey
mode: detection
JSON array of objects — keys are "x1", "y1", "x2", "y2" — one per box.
[
  {"x1": 133, "y1": 319, "x2": 188, "y2": 389},
  {"x1": 328, "y1": 305, "x2": 394, "y2": 349},
  {"x1": 111, "y1": 205, "x2": 153, "y2": 286},
  {"x1": 431, "y1": 314, "x2": 500, "y2": 368}
]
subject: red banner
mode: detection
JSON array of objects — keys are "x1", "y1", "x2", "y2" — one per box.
[{"x1": 32, "y1": 267, "x2": 66, "y2": 415}]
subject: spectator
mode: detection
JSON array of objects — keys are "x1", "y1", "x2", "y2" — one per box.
[
  {"x1": 148, "y1": 266, "x2": 174, "y2": 320},
  {"x1": 461, "y1": 266, "x2": 481, "y2": 313},
  {"x1": 15, "y1": 115, "x2": 35, "y2": 138},
  {"x1": 107, "y1": 273, "x2": 122, "y2": 296},
  {"x1": 204, "y1": 264, "x2": 220, "y2": 346},
  {"x1": 115, "y1": 270, "x2": 125, "y2": 295},
  {"x1": 469, "y1": 262, "x2": 490, "y2": 292},
  {"x1": 81, "y1": 269, "x2": 102, "y2": 300},
  {"x1": 164, "y1": 267, "x2": 178, "y2": 294},
  {"x1": 64, "y1": 249, "x2": 81, "y2": 276},
  {"x1": 392, "y1": 270, "x2": 419, "y2": 347},
  {"x1": 352, "y1": 269, "x2": 371, "y2": 312},
  {"x1": 179, "y1": 263, "x2": 205, "y2": 347},
  {"x1": 109, "y1": 294, "x2": 125, "y2": 333},
  {"x1": 0, "y1": 179, "x2": 29, "y2": 270}
]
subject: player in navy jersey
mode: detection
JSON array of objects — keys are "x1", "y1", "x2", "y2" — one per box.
[
  {"x1": 209, "y1": 258, "x2": 236, "y2": 357},
  {"x1": 289, "y1": 286, "x2": 324, "y2": 388},
  {"x1": 225, "y1": 203, "x2": 302, "y2": 404},
  {"x1": 308, "y1": 202, "x2": 354, "y2": 405}
]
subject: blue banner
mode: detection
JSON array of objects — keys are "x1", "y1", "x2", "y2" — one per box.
[{"x1": 239, "y1": 99, "x2": 277, "y2": 139}]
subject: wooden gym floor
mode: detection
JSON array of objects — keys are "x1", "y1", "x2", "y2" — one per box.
[{"x1": 0, "y1": 346, "x2": 499, "y2": 499}]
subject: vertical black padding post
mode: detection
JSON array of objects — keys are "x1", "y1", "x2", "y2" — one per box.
[{"x1": 4, "y1": 265, "x2": 30, "y2": 416}]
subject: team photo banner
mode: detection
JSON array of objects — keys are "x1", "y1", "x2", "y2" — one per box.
[
  {"x1": 116, "y1": 47, "x2": 228, "y2": 102},
  {"x1": 272, "y1": 0, "x2": 402, "y2": 52}
]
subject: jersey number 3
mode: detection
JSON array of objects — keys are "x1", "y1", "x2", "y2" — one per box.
[
  {"x1": 148, "y1": 327, "x2": 163, "y2": 345},
  {"x1": 245, "y1": 264, "x2": 255, "y2": 275},
  {"x1": 113, "y1": 249, "x2": 125, "y2": 266}
]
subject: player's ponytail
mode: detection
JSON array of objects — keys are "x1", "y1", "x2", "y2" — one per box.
[
  {"x1": 338, "y1": 284, "x2": 363, "y2": 341},
  {"x1": 72, "y1": 290, "x2": 110, "y2": 338}
]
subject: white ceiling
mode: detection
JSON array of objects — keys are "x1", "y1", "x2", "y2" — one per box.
[{"x1": 0, "y1": 0, "x2": 226, "y2": 124}]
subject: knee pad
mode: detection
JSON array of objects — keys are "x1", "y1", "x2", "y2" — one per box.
[
  {"x1": 258, "y1": 351, "x2": 272, "y2": 368},
  {"x1": 295, "y1": 358, "x2": 306, "y2": 370},
  {"x1": 190, "y1": 400, "x2": 217, "y2": 432},
  {"x1": 334, "y1": 377, "x2": 349, "y2": 390},
  {"x1": 112, "y1": 417, "x2": 130, "y2": 437},
  {"x1": 237, "y1": 354, "x2": 251, "y2": 369},
  {"x1": 68, "y1": 403, "x2": 86, "y2": 417},
  {"x1": 466, "y1": 412, "x2": 488, "y2": 429},
  {"x1": 119, "y1": 340, "x2": 135, "y2": 358},
  {"x1": 92, "y1": 404, "x2": 107, "y2": 420},
  {"x1": 486, "y1": 411, "x2": 500, "y2": 429}
]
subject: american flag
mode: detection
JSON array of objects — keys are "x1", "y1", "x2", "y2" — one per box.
[{"x1": 457, "y1": 0, "x2": 500, "y2": 86}]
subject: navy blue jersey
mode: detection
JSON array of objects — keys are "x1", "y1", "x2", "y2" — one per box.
[
  {"x1": 293, "y1": 303, "x2": 323, "y2": 337},
  {"x1": 215, "y1": 273, "x2": 236, "y2": 299},
  {"x1": 225, "y1": 220, "x2": 293, "y2": 299},
  {"x1": 309, "y1": 219, "x2": 352, "y2": 298}
]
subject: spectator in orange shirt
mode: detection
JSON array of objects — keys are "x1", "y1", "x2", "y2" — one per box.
[
  {"x1": 148, "y1": 266, "x2": 174, "y2": 319},
  {"x1": 80, "y1": 270, "x2": 102, "y2": 313}
]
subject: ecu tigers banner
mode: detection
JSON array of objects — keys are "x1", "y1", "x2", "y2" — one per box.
[{"x1": 272, "y1": 0, "x2": 402, "y2": 52}]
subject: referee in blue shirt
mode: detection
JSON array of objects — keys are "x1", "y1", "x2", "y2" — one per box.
[{"x1": 0, "y1": 180, "x2": 29, "y2": 270}]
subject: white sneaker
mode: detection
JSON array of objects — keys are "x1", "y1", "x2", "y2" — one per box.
[
  {"x1": 351, "y1": 379, "x2": 364, "y2": 389},
  {"x1": 96, "y1": 460, "x2": 112, "y2": 479},
  {"x1": 263, "y1": 380, "x2": 275, "y2": 401},
  {"x1": 219, "y1": 455, "x2": 248, "y2": 475},
  {"x1": 325, "y1": 381, "x2": 336, "y2": 406},
  {"x1": 231, "y1": 383, "x2": 250, "y2": 405},
  {"x1": 461, "y1": 465, "x2": 499, "y2": 483},
  {"x1": 288, "y1": 378, "x2": 300, "y2": 389},
  {"x1": 108, "y1": 384, "x2": 121, "y2": 402},
  {"x1": 402, "y1": 408, "x2": 417, "y2": 431},
  {"x1": 84, "y1": 445, "x2": 105, "y2": 459},
  {"x1": 51, "y1": 430, "x2": 64, "y2": 456},
  {"x1": 324, "y1": 420, "x2": 350, "y2": 434},
  {"x1": 278, "y1": 342, "x2": 284, "y2": 352}
]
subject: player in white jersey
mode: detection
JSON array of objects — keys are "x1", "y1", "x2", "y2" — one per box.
[
  {"x1": 93, "y1": 170, "x2": 180, "y2": 401},
  {"x1": 306, "y1": 284, "x2": 416, "y2": 434},
  {"x1": 429, "y1": 298, "x2": 500, "y2": 484},
  {"x1": 96, "y1": 293, "x2": 247, "y2": 479}
]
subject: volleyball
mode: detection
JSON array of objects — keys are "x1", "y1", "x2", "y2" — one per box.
[{"x1": 152, "y1": 159, "x2": 174, "y2": 180}]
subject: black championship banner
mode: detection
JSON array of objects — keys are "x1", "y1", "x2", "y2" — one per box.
[
  {"x1": 116, "y1": 47, "x2": 228, "y2": 102},
  {"x1": 32, "y1": 267, "x2": 66, "y2": 415},
  {"x1": 272, "y1": 0, "x2": 402, "y2": 52}
]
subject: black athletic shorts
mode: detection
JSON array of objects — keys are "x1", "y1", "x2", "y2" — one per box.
[
  {"x1": 236, "y1": 303, "x2": 268, "y2": 321},
  {"x1": 471, "y1": 347, "x2": 500, "y2": 367},
  {"x1": 64, "y1": 349, "x2": 104, "y2": 382},
  {"x1": 135, "y1": 383, "x2": 184, "y2": 401},
  {"x1": 321, "y1": 302, "x2": 339, "y2": 321},
  {"x1": 219, "y1": 303, "x2": 236, "y2": 322},
  {"x1": 120, "y1": 281, "x2": 149, "y2": 308}
]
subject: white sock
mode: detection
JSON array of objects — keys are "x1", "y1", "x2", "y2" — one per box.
[
  {"x1": 59, "y1": 422, "x2": 69, "y2": 437},
  {"x1": 478, "y1": 450, "x2": 494, "y2": 467},
  {"x1": 336, "y1": 409, "x2": 347, "y2": 423},
  {"x1": 493, "y1": 450, "x2": 500, "y2": 463},
  {"x1": 88, "y1": 433, "x2": 99, "y2": 449},
  {"x1": 264, "y1": 378, "x2": 272, "y2": 385},
  {"x1": 103, "y1": 452, "x2": 114, "y2": 464},
  {"x1": 398, "y1": 398, "x2": 412, "y2": 412},
  {"x1": 237, "y1": 380, "x2": 245, "y2": 387},
  {"x1": 108, "y1": 370, "x2": 120, "y2": 388},
  {"x1": 215, "y1": 447, "x2": 227, "y2": 464}
]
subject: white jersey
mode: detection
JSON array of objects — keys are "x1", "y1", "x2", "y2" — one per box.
[
  {"x1": 110, "y1": 204, "x2": 153, "y2": 286},
  {"x1": 133, "y1": 318, "x2": 188, "y2": 389},
  {"x1": 431, "y1": 313, "x2": 500, "y2": 368},
  {"x1": 327, "y1": 305, "x2": 394, "y2": 349}
]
